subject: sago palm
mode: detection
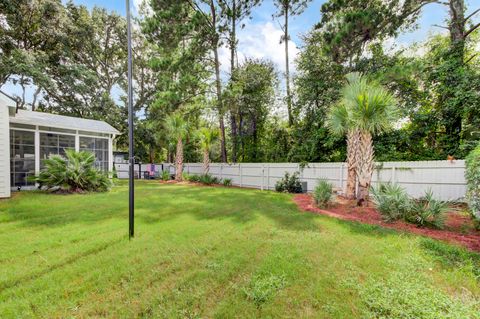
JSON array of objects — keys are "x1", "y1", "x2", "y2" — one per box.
[
  {"x1": 165, "y1": 113, "x2": 189, "y2": 181},
  {"x1": 34, "y1": 150, "x2": 111, "y2": 192},
  {"x1": 197, "y1": 127, "x2": 218, "y2": 174}
]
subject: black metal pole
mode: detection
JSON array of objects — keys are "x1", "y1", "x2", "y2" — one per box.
[{"x1": 126, "y1": 0, "x2": 134, "y2": 239}]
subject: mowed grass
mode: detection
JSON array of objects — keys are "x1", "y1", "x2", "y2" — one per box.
[{"x1": 0, "y1": 181, "x2": 479, "y2": 318}]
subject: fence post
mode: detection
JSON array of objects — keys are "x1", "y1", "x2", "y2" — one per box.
[
  {"x1": 392, "y1": 165, "x2": 396, "y2": 184},
  {"x1": 261, "y1": 164, "x2": 264, "y2": 191},
  {"x1": 240, "y1": 164, "x2": 243, "y2": 187},
  {"x1": 220, "y1": 163, "x2": 223, "y2": 180},
  {"x1": 339, "y1": 163, "x2": 344, "y2": 192},
  {"x1": 267, "y1": 165, "x2": 270, "y2": 190}
]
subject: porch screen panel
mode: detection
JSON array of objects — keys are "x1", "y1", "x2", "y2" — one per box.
[
  {"x1": 40, "y1": 133, "x2": 75, "y2": 168},
  {"x1": 10, "y1": 130, "x2": 35, "y2": 187},
  {"x1": 79, "y1": 137, "x2": 108, "y2": 172}
]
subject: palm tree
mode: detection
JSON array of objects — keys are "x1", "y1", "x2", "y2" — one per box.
[
  {"x1": 197, "y1": 127, "x2": 218, "y2": 174},
  {"x1": 165, "y1": 113, "x2": 189, "y2": 181},
  {"x1": 328, "y1": 73, "x2": 397, "y2": 203},
  {"x1": 328, "y1": 102, "x2": 360, "y2": 200}
]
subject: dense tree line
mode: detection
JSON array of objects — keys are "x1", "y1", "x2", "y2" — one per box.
[{"x1": 1, "y1": 0, "x2": 479, "y2": 164}]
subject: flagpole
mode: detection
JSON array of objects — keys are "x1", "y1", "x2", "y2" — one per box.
[{"x1": 126, "y1": 0, "x2": 134, "y2": 239}]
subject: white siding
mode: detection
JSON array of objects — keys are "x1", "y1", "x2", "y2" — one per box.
[{"x1": 0, "y1": 96, "x2": 11, "y2": 198}]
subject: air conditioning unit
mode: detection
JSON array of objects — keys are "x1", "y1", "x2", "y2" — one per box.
[{"x1": 301, "y1": 181, "x2": 308, "y2": 193}]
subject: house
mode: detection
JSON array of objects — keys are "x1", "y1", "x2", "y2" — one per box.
[{"x1": 0, "y1": 94, "x2": 120, "y2": 198}]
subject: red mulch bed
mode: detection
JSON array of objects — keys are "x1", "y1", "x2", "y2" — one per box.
[{"x1": 293, "y1": 194, "x2": 480, "y2": 253}]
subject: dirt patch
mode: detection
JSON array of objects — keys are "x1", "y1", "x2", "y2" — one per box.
[{"x1": 293, "y1": 194, "x2": 480, "y2": 252}]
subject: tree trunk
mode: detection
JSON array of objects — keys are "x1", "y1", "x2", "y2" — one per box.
[
  {"x1": 175, "y1": 137, "x2": 183, "y2": 181},
  {"x1": 345, "y1": 129, "x2": 360, "y2": 199},
  {"x1": 444, "y1": 0, "x2": 465, "y2": 151},
  {"x1": 230, "y1": 1, "x2": 238, "y2": 163},
  {"x1": 239, "y1": 112, "x2": 244, "y2": 161},
  {"x1": 356, "y1": 130, "x2": 374, "y2": 205},
  {"x1": 449, "y1": 0, "x2": 465, "y2": 50},
  {"x1": 284, "y1": 4, "x2": 293, "y2": 126},
  {"x1": 149, "y1": 146, "x2": 154, "y2": 163},
  {"x1": 214, "y1": 45, "x2": 227, "y2": 162},
  {"x1": 231, "y1": 113, "x2": 238, "y2": 163},
  {"x1": 203, "y1": 149, "x2": 210, "y2": 175},
  {"x1": 210, "y1": 1, "x2": 228, "y2": 163}
]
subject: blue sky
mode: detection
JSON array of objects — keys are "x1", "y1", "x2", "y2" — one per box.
[
  {"x1": 68, "y1": 0, "x2": 457, "y2": 74},
  {"x1": 4, "y1": 0, "x2": 472, "y2": 109},
  {"x1": 71, "y1": 0, "x2": 451, "y2": 44}
]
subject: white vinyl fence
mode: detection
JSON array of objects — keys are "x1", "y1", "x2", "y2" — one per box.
[{"x1": 161, "y1": 161, "x2": 466, "y2": 201}]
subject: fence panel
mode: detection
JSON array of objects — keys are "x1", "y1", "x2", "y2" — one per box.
[
  {"x1": 115, "y1": 161, "x2": 466, "y2": 201},
  {"x1": 163, "y1": 160, "x2": 466, "y2": 201}
]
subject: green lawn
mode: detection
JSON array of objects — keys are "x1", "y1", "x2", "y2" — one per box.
[{"x1": 1, "y1": 181, "x2": 479, "y2": 318}]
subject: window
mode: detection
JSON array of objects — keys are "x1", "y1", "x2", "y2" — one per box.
[
  {"x1": 10, "y1": 130, "x2": 35, "y2": 187},
  {"x1": 80, "y1": 137, "x2": 109, "y2": 172},
  {"x1": 40, "y1": 133, "x2": 75, "y2": 168}
]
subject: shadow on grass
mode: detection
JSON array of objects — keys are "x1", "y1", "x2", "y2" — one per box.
[
  {"x1": 420, "y1": 238, "x2": 480, "y2": 279},
  {"x1": 0, "y1": 191, "x2": 128, "y2": 228},
  {"x1": 0, "y1": 236, "x2": 125, "y2": 292},
  {"x1": 136, "y1": 185, "x2": 321, "y2": 232},
  {"x1": 335, "y1": 219, "x2": 399, "y2": 238},
  {"x1": 1, "y1": 183, "x2": 320, "y2": 233}
]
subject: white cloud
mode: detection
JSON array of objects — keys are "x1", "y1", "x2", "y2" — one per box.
[
  {"x1": 132, "y1": 0, "x2": 152, "y2": 16},
  {"x1": 133, "y1": 0, "x2": 142, "y2": 12},
  {"x1": 218, "y1": 21, "x2": 300, "y2": 76}
]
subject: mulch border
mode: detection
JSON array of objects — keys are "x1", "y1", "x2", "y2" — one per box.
[{"x1": 293, "y1": 194, "x2": 480, "y2": 252}]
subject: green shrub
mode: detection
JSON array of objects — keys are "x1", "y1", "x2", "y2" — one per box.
[
  {"x1": 275, "y1": 172, "x2": 303, "y2": 193},
  {"x1": 189, "y1": 174, "x2": 200, "y2": 182},
  {"x1": 371, "y1": 183, "x2": 411, "y2": 222},
  {"x1": 182, "y1": 172, "x2": 192, "y2": 181},
  {"x1": 222, "y1": 178, "x2": 232, "y2": 187},
  {"x1": 465, "y1": 144, "x2": 480, "y2": 229},
  {"x1": 313, "y1": 179, "x2": 333, "y2": 208},
  {"x1": 243, "y1": 273, "x2": 287, "y2": 306},
  {"x1": 406, "y1": 190, "x2": 448, "y2": 229},
  {"x1": 34, "y1": 150, "x2": 111, "y2": 193},
  {"x1": 161, "y1": 170, "x2": 170, "y2": 181},
  {"x1": 198, "y1": 174, "x2": 219, "y2": 185}
]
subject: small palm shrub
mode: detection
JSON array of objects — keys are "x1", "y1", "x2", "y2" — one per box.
[
  {"x1": 313, "y1": 179, "x2": 333, "y2": 208},
  {"x1": 371, "y1": 183, "x2": 411, "y2": 222},
  {"x1": 465, "y1": 144, "x2": 480, "y2": 229},
  {"x1": 189, "y1": 174, "x2": 201, "y2": 182},
  {"x1": 198, "y1": 174, "x2": 219, "y2": 185},
  {"x1": 161, "y1": 170, "x2": 170, "y2": 181},
  {"x1": 406, "y1": 190, "x2": 448, "y2": 229},
  {"x1": 275, "y1": 172, "x2": 303, "y2": 193},
  {"x1": 34, "y1": 150, "x2": 111, "y2": 193},
  {"x1": 182, "y1": 172, "x2": 192, "y2": 181},
  {"x1": 222, "y1": 178, "x2": 232, "y2": 187}
]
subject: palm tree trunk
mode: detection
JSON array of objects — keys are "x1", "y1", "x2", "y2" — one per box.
[
  {"x1": 175, "y1": 137, "x2": 184, "y2": 181},
  {"x1": 356, "y1": 130, "x2": 374, "y2": 205},
  {"x1": 203, "y1": 149, "x2": 210, "y2": 175},
  {"x1": 345, "y1": 129, "x2": 360, "y2": 199}
]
